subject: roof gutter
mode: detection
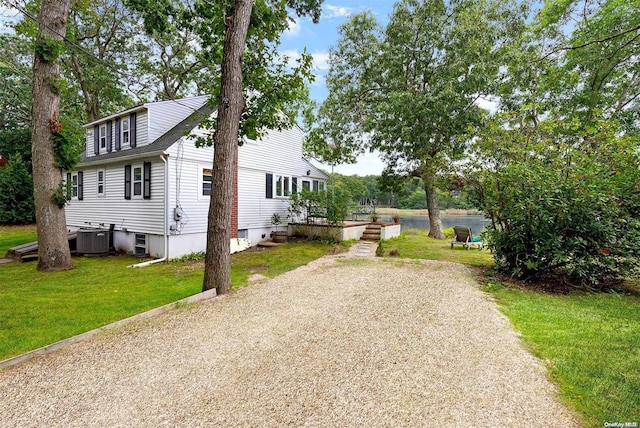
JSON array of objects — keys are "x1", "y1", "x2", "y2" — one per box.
[
  {"x1": 78, "y1": 150, "x2": 166, "y2": 168},
  {"x1": 130, "y1": 153, "x2": 170, "y2": 268}
]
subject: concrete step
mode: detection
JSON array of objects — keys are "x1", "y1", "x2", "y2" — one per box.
[{"x1": 361, "y1": 232, "x2": 381, "y2": 241}]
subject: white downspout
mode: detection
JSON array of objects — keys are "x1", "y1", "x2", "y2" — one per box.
[{"x1": 130, "y1": 153, "x2": 169, "y2": 268}]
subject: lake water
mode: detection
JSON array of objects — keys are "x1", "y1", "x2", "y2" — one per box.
[{"x1": 380, "y1": 214, "x2": 491, "y2": 234}]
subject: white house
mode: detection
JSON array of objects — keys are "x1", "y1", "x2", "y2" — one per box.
[{"x1": 65, "y1": 95, "x2": 327, "y2": 259}]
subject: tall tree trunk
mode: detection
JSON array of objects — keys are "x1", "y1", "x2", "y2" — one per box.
[
  {"x1": 422, "y1": 172, "x2": 445, "y2": 239},
  {"x1": 31, "y1": 0, "x2": 74, "y2": 271},
  {"x1": 202, "y1": 1, "x2": 252, "y2": 294}
]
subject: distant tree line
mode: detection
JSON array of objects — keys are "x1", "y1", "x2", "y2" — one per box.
[{"x1": 329, "y1": 173, "x2": 475, "y2": 211}]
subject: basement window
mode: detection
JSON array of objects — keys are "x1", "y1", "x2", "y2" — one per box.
[{"x1": 134, "y1": 233, "x2": 147, "y2": 256}]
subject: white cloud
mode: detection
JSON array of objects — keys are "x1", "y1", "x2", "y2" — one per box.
[
  {"x1": 311, "y1": 150, "x2": 385, "y2": 176},
  {"x1": 0, "y1": 6, "x2": 21, "y2": 33},
  {"x1": 324, "y1": 4, "x2": 353, "y2": 18},
  {"x1": 284, "y1": 17, "x2": 301, "y2": 37},
  {"x1": 311, "y1": 52, "x2": 330, "y2": 71},
  {"x1": 278, "y1": 49, "x2": 330, "y2": 75},
  {"x1": 281, "y1": 49, "x2": 301, "y2": 61}
]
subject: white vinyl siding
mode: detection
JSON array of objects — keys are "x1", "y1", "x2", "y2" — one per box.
[
  {"x1": 146, "y1": 95, "x2": 208, "y2": 144},
  {"x1": 85, "y1": 111, "x2": 148, "y2": 156},
  {"x1": 74, "y1": 97, "x2": 328, "y2": 258},
  {"x1": 65, "y1": 161, "x2": 166, "y2": 235}
]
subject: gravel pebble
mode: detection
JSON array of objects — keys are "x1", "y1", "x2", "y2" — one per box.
[{"x1": 0, "y1": 254, "x2": 580, "y2": 427}]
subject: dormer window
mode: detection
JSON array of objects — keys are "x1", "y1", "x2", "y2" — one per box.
[
  {"x1": 121, "y1": 117, "x2": 130, "y2": 145},
  {"x1": 99, "y1": 124, "x2": 107, "y2": 150}
]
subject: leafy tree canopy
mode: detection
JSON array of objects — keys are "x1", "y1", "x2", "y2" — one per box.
[{"x1": 308, "y1": 0, "x2": 527, "y2": 238}]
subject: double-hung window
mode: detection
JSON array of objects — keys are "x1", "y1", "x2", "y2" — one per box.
[
  {"x1": 124, "y1": 163, "x2": 150, "y2": 200},
  {"x1": 121, "y1": 117, "x2": 130, "y2": 146},
  {"x1": 97, "y1": 169, "x2": 105, "y2": 196},
  {"x1": 66, "y1": 171, "x2": 83, "y2": 200},
  {"x1": 133, "y1": 166, "x2": 142, "y2": 197},
  {"x1": 71, "y1": 173, "x2": 78, "y2": 199},
  {"x1": 99, "y1": 124, "x2": 107, "y2": 150}
]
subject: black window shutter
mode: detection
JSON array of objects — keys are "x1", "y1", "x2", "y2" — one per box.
[
  {"x1": 265, "y1": 173, "x2": 273, "y2": 199},
  {"x1": 292, "y1": 177, "x2": 298, "y2": 194},
  {"x1": 66, "y1": 172, "x2": 72, "y2": 199},
  {"x1": 77, "y1": 171, "x2": 84, "y2": 200},
  {"x1": 143, "y1": 161, "x2": 151, "y2": 199},
  {"x1": 124, "y1": 165, "x2": 131, "y2": 200},
  {"x1": 115, "y1": 118, "x2": 121, "y2": 150},
  {"x1": 93, "y1": 125, "x2": 99, "y2": 155},
  {"x1": 129, "y1": 112, "x2": 137, "y2": 147},
  {"x1": 106, "y1": 120, "x2": 112, "y2": 152}
]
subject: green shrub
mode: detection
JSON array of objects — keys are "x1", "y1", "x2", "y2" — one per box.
[
  {"x1": 470, "y1": 118, "x2": 640, "y2": 288},
  {"x1": 0, "y1": 153, "x2": 35, "y2": 225}
]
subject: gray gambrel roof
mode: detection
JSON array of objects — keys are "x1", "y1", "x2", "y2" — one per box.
[{"x1": 78, "y1": 103, "x2": 214, "y2": 167}]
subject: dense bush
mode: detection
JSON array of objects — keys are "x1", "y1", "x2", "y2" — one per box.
[
  {"x1": 470, "y1": 119, "x2": 640, "y2": 288},
  {"x1": 0, "y1": 153, "x2": 35, "y2": 225}
]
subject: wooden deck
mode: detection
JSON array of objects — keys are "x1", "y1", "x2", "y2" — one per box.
[{"x1": 6, "y1": 232, "x2": 77, "y2": 262}]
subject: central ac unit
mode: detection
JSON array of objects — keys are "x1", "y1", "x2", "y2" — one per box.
[{"x1": 77, "y1": 228, "x2": 110, "y2": 254}]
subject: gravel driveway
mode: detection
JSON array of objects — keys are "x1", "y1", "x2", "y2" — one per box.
[{"x1": 0, "y1": 253, "x2": 579, "y2": 427}]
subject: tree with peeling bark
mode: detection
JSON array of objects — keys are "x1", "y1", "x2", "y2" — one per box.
[
  {"x1": 309, "y1": 0, "x2": 526, "y2": 239},
  {"x1": 129, "y1": 0, "x2": 322, "y2": 294},
  {"x1": 31, "y1": 0, "x2": 74, "y2": 271}
]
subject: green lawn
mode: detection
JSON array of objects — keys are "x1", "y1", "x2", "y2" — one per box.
[
  {"x1": 0, "y1": 225, "x2": 346, "y2": 361},
  {"x1": 382, "y1": 227, "x2": 494, "y2": 267},
  {"x1": 486, "y1": 283, "x2": 640, "y2": 427},
  {"x1": 0, "y1": 224, "x2": 37, "y2": 256}
]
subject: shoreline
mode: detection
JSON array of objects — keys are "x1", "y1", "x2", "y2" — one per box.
[{"x1": 374, "y1": 208, "x2": 483, "y2": 217}]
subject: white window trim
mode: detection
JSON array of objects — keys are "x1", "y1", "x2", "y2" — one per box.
[
  {"x1": 312, "y1": 179, "x2": 326, "y2": 192},
  {"x1": 96, "y1": 168, "x2": 105, "y2": 197},
  {"x1": 70, "y1": 172, "x2": 78, "y2": 200},
  {"x1": 274, "y1": 174, "x2": 293, "y2": 198},
  {"x1": 132, "y1": 164, "x2": 143, "y2": 199},
  {"x1": 121, "y1": 117, "x2": 130, "y2": 146},
  {"x1": 99, "y1": 124, "x2": 107, "y2": 150},
  {"x1": 199, "y1": 166, "x2": 212, "y2": 200}
]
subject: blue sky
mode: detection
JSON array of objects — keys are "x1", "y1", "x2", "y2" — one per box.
[{"x1": 280, "y1": 1, "x2": 398, "y2": 176}]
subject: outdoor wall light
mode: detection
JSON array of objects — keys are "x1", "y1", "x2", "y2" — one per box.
[{"x1": 306, "y1": 170, "x2": 311, "y2": 175}]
